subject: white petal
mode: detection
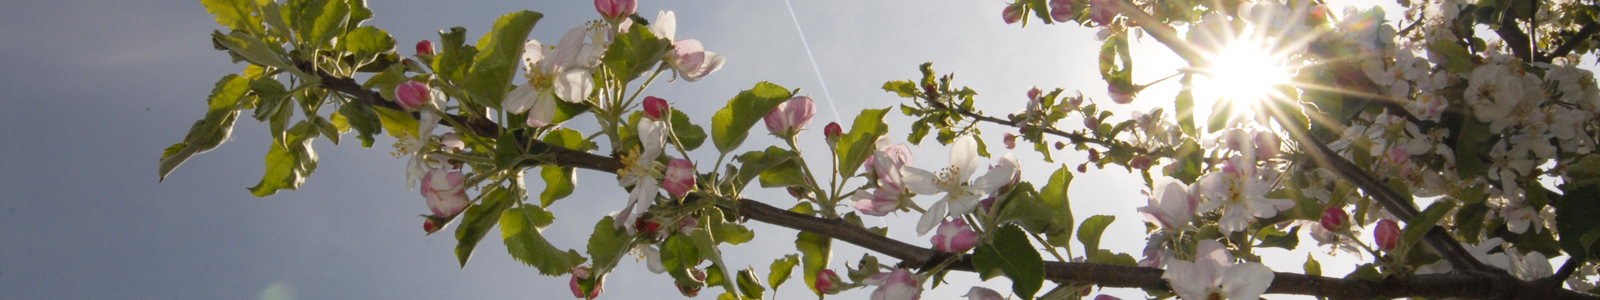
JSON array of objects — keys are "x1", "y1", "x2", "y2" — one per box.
[
  {"x1": 526, "y1": 94, "x2": 558, "y2": 128},
  {"x1": 553, "y1": 69, "x2": 593, "y2": 103},
  {"x1": 949, "y1": 136, "x2": 982, "y2": 180},
  {"x1": 684, "y1": 51, "x2": 724, "y2": 82},
  {"x1": 946, "y1": 193, "x2": 981, "y2": 216},
  {"x1": 521, "y1": 40, "x2": 545, "y2": 65},
  {"x1": 917, "y1": 199, "x2": 949, "y2": 236},
  {"x1": 1196, "y1": 239, "x2": 1233, "y2": 267},
  {"x1": 1220, "y1": 263, "x2": 1275, "y2": 300},
  {"x1": 651, "y1": 11, "x2": 676, "y2": 41},
  {"x1": 643, "y1": 246, "x2": 667, "y2": 274},
  {"x1": 638, "y1": 119, "x2": 666, "y2": 161},
  {"x1": 900, "y1": 167, "x2": 943, "y2": 195},
  {"x1": 1161, "y1": 260, "x2": 1213, "y2": 300}
]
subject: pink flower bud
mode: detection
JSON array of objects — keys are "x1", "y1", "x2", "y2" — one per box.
[
  {"x1": 851, "y1": 189, "x2": 901, "y2": 216},
  {"x1": 824, "y1": 122, "x2": 843, "y2": 147},
  {"x1": 663, "y1": 159, "x2": 696, "y2": 199},
  {"x1": 643, "y1": 96, "x2": 670, "y2": 120},
  {"x1": 677, "y1": 216, "x2": 699, "y2": 234},
  {"x1": 423, "y1": 218, "x2": 441, "y2": 233},
  {"x1": 1255, "y1": 131, "x2": 1282, "y2": 160},
  {"x1": 415, "y1": 40, "x2": 434, "y2": 56},
  {"x1": 815, "y1": 269, "x2": 846, "y2": 295},
  {"x1": 421, "y1": 168, "x2": 467, "y2": 217},
  {"x1": 439, "y1": 132, "x2": 464, "y2": 152},
  {"x1": 1003, "y1": 2, "x2": 1026, "y2": 24},
  {"x1": 635, "y1": 217, "x2": 663, "y2": 236},
  {"x1": 1050, "y1": 0, "x2": 1075, "y2": 22},
  {"x1": 867, "y1": 268, "x2": 921, "y2": 300},
  {"x1": 964, "y1": 287, "x2": 1004, "y2": 300},
  {"x1": 676, "y1": 281, "x2": 703, "y2": 297},
  {"x1": 1129, "y1": 156, "x2": 1152, "y2": 170},
  {"x1": 764, "y1": 96, "x2": 817, "y2": 138},
  {"x1": 570, "y1": 266, "x2": 603, "y2": 299},
  {"x1": 931, "y1": 218, "x2": 979, "y2": 253},
  {"x1": 1320, "y1": 206, "x2": 1349, "y2": 232},
  {"x1": 1375, "y1": 219, "x2": 1400, "y2": 251},
  {"x1": 396, "y1": 80, "x2": 432, "y2": 111},
  {"x1": 594, "y1": 0, "x2": 637, "y2": 20},
  {"x1": 1108, "y1": 82, "x2": 1134, "y2": 104},
  {"x1": 1027, "y1": 86, "x2": 1043, "y2": 101},
  {"x1": 1003, "y1": 133, "x2": 1018, "y2": 149},
  {"x1": 1089, "y1": 0, "x2": 1118, "y2": 26}
]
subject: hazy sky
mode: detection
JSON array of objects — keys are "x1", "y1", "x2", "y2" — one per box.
[{"x1": 0, "y1": 0, "x2": 1409, "y2": 299}]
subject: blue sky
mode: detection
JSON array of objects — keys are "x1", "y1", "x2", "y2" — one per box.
[{"x1": 0, "y1": 0, "x2": 1413, "y2": 299}]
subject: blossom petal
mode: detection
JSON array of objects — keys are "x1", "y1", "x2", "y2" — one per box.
[
  {"x1": 949, "y1": 136, "x2": 982, "y2": 180},
  {"x1": 900, "y1": 167, "x2": 943, "y2": 195},
  {"x1": 554, "y1": 69, "x2": 594, "y2": 103},
  {"x1": 1161, "y1": 260, "x2": 1213, "y2": 300},
  {"x1": 1220, "y1": 263, "x2": 1275, "y2": 300},
  {"x1": 917, "y1": 199, "x2": 949, "y2": 236},
  {"x1": 651, "y1": 10, "x2": 676, "y2": 41}
]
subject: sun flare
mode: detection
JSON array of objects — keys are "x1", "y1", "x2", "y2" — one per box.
[{"x1": 1205, "y1": 41, "x2": 1292, "y2": 104}]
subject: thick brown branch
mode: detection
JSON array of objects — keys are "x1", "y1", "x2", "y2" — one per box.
[
  {"x1": 295, "y1": 60, "x2": 503, "y2": 139},
  {"x1": 1543, "y1": 22, "x2": 1600, "y2": 62}
]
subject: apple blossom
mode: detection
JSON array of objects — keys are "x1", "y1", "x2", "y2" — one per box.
[
  {"x1": 571, "y1": 265, "x2": 603, "y2": 299},
  {"x1": 1088, "y1": 0, "x2": 1117, "y2": 25},
  {"x1": 663, "y1": 158, "x2": 695, "y2": 199},
  {"x1": 902, "y1": 136, "x2": 1019, "y2": 235},
  {"x1": 1049, "y1": 0, "x2": 1075, "y2": 23},
  {"x1": 1003, "y1": 2, "x2": 1026, "y2": 24},
  {"x1": 414, "y1": 40, "x2": 433, "y2": 56},
  {"x1": 594, "y1": 0, "x2": 636, "y2": 21},
  {"x1": 395, "y1": 80, "x2": 431, "y2": 111},
  {"x1": 616, "y1": 119, "x2": 667, "y2": 231},
  {"x1": 764, "y1": 96, "x2": 816, "y2": 138},
  {"x1": 1510, "y1": 249, "x2": 1553, "y2": 281},
  {"x1": 421, "y1": 168, "x2": 467, "y2": 217},
  {"x1": 648, "y1": 11, "x2": 726, "y2": 82},
  {"x1": 964, "y1": 287, "x2": 1004, "y2": 300},
  {"x1": 866, "y1": 138, "x2": 915, "y2": 191},
  {"x1": 505, "y1": 25, "x2": 605, "y2": 127},
  {"x1": 1196, "y1": 157, "x2": 1294, "y2": 233},
  {"x1": 1138, "y1": 178, "x2": 1198, "y2": 229},
  {"x1": 1002, "y1": 133, "x2": 1018, "y2": 149},
  {"x1": 1320, "y1": 206, "x2": 1348, "y2": 232},
  {"x1": 1374, "y1": 218, "x2": 1400, "y2": 251},
  {"x1": 864, "y1": 268, "x2": 922, "y2": 300},
  {"x1": 643, "y1": 96, "x2": 670, "y2": 120},
  {"x1": 815, "y1": 269, "x2": 847, "y2": 295},
  {"x1": 1161, "y1": 239, "x2": 1274, "y2": 300},
  {"x1": 931, "y1": 218, "x2": 979, "y2": 253}
]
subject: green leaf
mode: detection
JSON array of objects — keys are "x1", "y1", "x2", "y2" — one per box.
[
  {"x1": 670, "y1": 109, "x2": 708, "y2": 151},
  {"x1": 464, "y1": 11, "x2": 543, "y2": 110},
  {"x1": 711, "y1": 82, "x2": 794, "y2": 153},
  {"x1": 587, "y1": 216, "x2": 637, "y2": 274},
  {"x1": 1206, "y1": 94, "x2": 1233, "y2": 133},
  {"x1": 454, "y1": 186, "x2": 516, "y2": 267},
  {"x1": 971, "y1": 225, "x2": 1045, "y2": 299},
  {"x1": 730, "y1": 146, "x2": 796, "y2": 191},
  {"x1": 736, "y1": 268, "x2": 766, "y2": 299},
  {"x1": 1558, "y1": 185, "x2": 1600, "y2": 260},
  {"x1": 201, "y1": 0, "x2": 265, "y2": 35},
  {"x1": 335, "y1": 101, "x2": 381, "y2": 147},
  {"x1": 1345, "y1": 263, "x2": 1383, "y2": 282},
  {"x1": 298, "y1": 0, "x2": 349, "y2": 48},
  {"x1": 1028, "y1": 0, "x2": 1052, "y2": 24},
  {"x1": 432, "y1": 27, "x2": 475, "y2": 83},
  {"x1": 343, "y1": 26, "x2": 395, "y2": 68},
  {"x1": 1304, "y1": 254, "x2": 1322, "y2": 277},
  {"x1": 834, "y1": 108, "x2": 891, "y2": 177},
  {"x1": 882, "y1": 80, "x2": 918, "y2": 98},
  {"x1": 1039, "y1": 165, "x2": 1075, "y2": 246},
  {"x1": 160, "y1": 75, "x2": 250, "y2": 181},
  {"x1": 1256, "y1": 226, "x2": 1301, "y2": 250},
  {"x1": 715, "y1": 223, "x2": 755, "y2": 245},
  {"x1": 372, "y1": 106, "x2": 419, "y2": 138},
  {"x1": 603, "y1": 22, "x2": 672, "y2": 84},
  {"x1": 796, "y1": 231, "x2": 831, "y2": 296},
  {"x1": 247, "y1": 121, "x2": 319, "y2": 197},
  {"x1": 768, "y1": 254, "x2": 800, "y2": 291},
  {"x1": 502, "y1": 205, "x2": 584, "y2": 275},
  {"x1": 1454, "y1": 117, "x2": 1493, "y2": 179},
  {"x1": 211, "y1": 30, "x2": 294, "y2": 71},
  {"x1": 539, "y1": 166, "x2": 576, "y2": 207},
  {"x1": 757, "y1": 159, "x2": 807, "y2": 188},
  {"x1": 690, "y1": 229, "x2": 741, "y2": 297},
  {"x1": 661, "y1": 234, "x2": 703, "y2": 285},
  {"x1": 1402, "y1": 201, "x2": 1457, "y2": 251},
  {"x1": 1175, "y1": 76, "x2": 1197, "y2": 137},
  {"x1": 1077, "y1": 215, "x2": 1116, "y2": 257}
]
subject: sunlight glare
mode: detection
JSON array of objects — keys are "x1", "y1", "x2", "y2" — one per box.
[{"x1": 1194, "y1": 37, "x2": 1295, "y2": 124}]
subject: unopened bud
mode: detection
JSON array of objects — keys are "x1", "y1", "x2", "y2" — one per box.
[
  {"x1": 396, "y1": 80, "x2": 432, "y2": 111},
  {"x1": 1374, "y1": 219, "x2": 1400, "y2": 250},
  {"x1": 1003, "y1": 133, "x2": 1018, "y2": 149},
  {"x1": 823, "y1": 122, "x2": 843, "y2": 148},
  {"x1": 644, "y1": 96, "x2": 670, "y2": 120},
  {"x1": 415, "y1": 40, "x2": 434, "y2": 56},
  {"x1": 1320, "y1": 206, "x2": 1349, "y2": 232},
  {"x1": 1003, "y1": 2, "x2": 1027, "y2": 24}
]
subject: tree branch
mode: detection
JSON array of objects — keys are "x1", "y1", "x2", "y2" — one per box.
[
  {"x1": 303, "y1": 56, "x2": 1597, "y2": 300},
  {"x1": 1542, "y1": 21, "x2": 1600, "y2": 63}
]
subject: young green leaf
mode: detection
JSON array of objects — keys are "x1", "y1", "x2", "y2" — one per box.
[
  {"x1": 768, "y1": 254, "x2": 800, "y2": 291},
  {"x1": 796, "y1": 231, "x2": 831, "y2": 296},
  {"x1": 502, "y1": 205, "x2": 584, "y2": 275},
  {"x1": 455, "y1": 186, "x2": 516, "y2": 267},
  {"x1": 711, "y1": 82, "x2": 794, "y2": 153},
  {"x1": 464, "y1": 11, "x2": 542, "y2": 110},
  {"x1": 971, "y1": 225, "x2": 1044, "y2": 299},
  {"x1": 834, "y1": 108, "x2": 891, "y2": 178},
  {"x1": 160, "y1": 75, "x2": 250, "y2": 181}
]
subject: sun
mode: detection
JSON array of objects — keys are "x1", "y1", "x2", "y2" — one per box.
[{"x1": 1193, "y1": 37, "x2": 1295, "y2": 124}]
